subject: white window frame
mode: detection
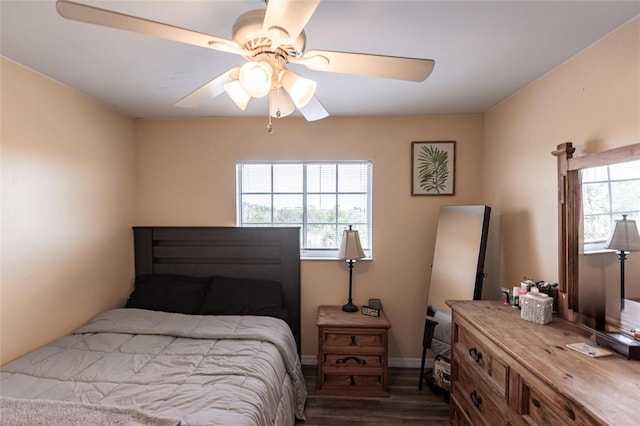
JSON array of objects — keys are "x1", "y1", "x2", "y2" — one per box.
[{"x1": 236, "y1": 161, "x2": 373, "y2": 259}]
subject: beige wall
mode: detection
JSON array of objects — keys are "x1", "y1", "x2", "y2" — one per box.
[
  {"x1": 483, "y1": 18, "x2": 639, "y2": 289},
  {"x1": 1, "y1": 58, "x2": 137, "y2": 364},
  {"x1": 1, "y1": 16, "x2": 637, "y2": 366},
  {"x1": 135, "y1": 115, "x2": 484, "y2": 361}
]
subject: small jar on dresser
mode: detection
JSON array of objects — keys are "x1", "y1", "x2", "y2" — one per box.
[{"x1": 315, "y1": 305, "x2": 391, "y2": 397}]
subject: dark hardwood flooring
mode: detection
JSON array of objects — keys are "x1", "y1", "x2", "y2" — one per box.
[{"x1": 297, "y1": 365, "x2": 450, "y2": 425}]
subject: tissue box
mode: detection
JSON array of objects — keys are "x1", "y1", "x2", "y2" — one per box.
[{"x1": 521, "y1": 293, "x2": 553, "y2": 324}]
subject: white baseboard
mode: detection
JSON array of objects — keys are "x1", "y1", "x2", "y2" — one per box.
[{"x1": 301, "y1": 355, "x2": 435, "y2": 370}]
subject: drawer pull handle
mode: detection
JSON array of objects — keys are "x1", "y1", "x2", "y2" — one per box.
[
  {"x1": 469, "y1": 347, "x2": 483, "y2": 364},
  {"x1": 470, "y1": 390, "x2": 483, "y2": 409},
  {"x1": 350, "y1": 336, "x2": 357, "y2": 346},
  {"x1": 336, "y1": 356, "x2": 367, "y2": 365}
]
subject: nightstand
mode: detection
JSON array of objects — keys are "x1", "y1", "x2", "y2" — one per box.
[{"x1": 315, "y1": 305, "x2": 391, "y2": 397}]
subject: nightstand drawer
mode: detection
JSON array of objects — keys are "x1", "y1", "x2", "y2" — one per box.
[
  {"x1": 323, "y1": 331, "x2": 384, "y2": 348},
  {"x1": 322, "y1": 353, "x2": 383, "y2": 367},
  {"x1": 323, "y1": 373, "x2": 382, "y2": 387}
]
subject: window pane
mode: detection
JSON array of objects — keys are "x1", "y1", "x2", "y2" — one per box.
[
  {"x1": 274, "y1": 194, "x2": 303, "y2": 223},
  {"x1": 581, "y1": 166, "x2": 608, "y2": 183},
  {"x1": 610, "y1": 180, "x2": 640, "y2": 212},
  {"x1": 338, "y1": 194, "x2": 368, "y2": 223},
  {"x1": 241, "y1": 194, "x2": 272, "y2": 223},
  {"x1": 307, "y1": 164, "x2": 336, "y2": 193},
  {"x1": 609, "y1": 160, "x2": 640, "y2": 180},
  {"x1": 307, "y1": 224, "x2": 338, "y2": 248},
  {"x1": 308, "y1": 194, "x2": 337, "y2": 223},
  {"x1": 242, "y1": 164, "x2": 272, "y2": 193},
  {"x1": 273, "y1": 164, "x2": 303, "y2": 193},
  {"x1": 584, "y1": 214, "x2": 611, "y2": 243},
  {"x1": 338, "y1": 164, "x2": 368, "y2": 192},
  {"x1": 582, "y1": 183, "x2": 610, "y2": 214}
]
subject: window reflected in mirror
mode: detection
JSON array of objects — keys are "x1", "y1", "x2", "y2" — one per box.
[{"x1": 579, "y1": 159, "x2": 640, "y2": 334}]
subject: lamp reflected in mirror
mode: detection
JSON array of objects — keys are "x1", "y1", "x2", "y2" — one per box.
[{"x1": 606, "y1": 214, "x2": 640, "y2": 310}]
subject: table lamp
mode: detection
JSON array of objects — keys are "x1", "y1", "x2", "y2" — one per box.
[{"x1": 338, "y1": 225, "x2": 366, "y2": 312}]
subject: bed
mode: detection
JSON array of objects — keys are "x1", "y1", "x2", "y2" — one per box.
[{"x1": 0, "y1": 226, "x2": 306, "y2": 426}]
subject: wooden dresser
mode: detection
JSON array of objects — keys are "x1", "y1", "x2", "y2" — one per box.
[
  {"x1": 315, "y1": 305, "x2": 391, "y2": 397},
  {"x1": 448, "y1": 300, "x2": 640, "y2": 425}
]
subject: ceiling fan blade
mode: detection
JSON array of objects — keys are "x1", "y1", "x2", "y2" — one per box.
[
  {"x1": 292, "y1": 50, "x2": 435, "y2": 82},
  {"x1": 176, "y1": 68, "x2": 239, "y2": 108},
  {"x1": 299, "y1": 96, "x2": 329, "y2": 121},
  {"x1": 56, "y1": 0, "x2": 243, "y2": 55},
  {"x1": 262, "y1": 0, "x2": 321, "y2": 47}
]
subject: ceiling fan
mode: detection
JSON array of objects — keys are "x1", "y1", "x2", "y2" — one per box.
[{"x1": 56, "y1": 0, "x2": 435, "y2": 125}]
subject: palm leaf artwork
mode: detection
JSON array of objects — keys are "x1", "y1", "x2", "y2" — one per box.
[{"x1": 417, "y1": 145, "x2": 449, "y2": 193}]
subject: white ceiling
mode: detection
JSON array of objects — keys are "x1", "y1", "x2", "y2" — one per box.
[{"x1": 2, "y1": 0, "x2": 639, "y2": 120}]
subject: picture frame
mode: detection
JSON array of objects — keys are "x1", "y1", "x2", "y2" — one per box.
[{"x1": 411, "y1": 141, "x2": 456, "y2": 196}]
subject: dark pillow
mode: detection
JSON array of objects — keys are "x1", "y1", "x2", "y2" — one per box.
[
  {"x1": 126, "y1": 274, "x2": 209, "y2": 314},
  {"x1": 197, "y1": 276, "x2": 284, "y2": 317}
]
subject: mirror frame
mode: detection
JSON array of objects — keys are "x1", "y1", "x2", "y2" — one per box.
[{"x1": 553, "y1": 142, "x2": 640, "y2": 322}]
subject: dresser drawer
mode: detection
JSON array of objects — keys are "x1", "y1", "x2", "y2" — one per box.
[
  {"x1": 322, "y1": 330, "x2": 384, "y2": 348},
  {"x1": 450, "y1": 396, "x2": 475, "y2": 426},
  {"x1": 455, "y1": 323, "x2": 508, "y2": 396},
  {"x1": 453, "y1": 357, "x2": 508, "y2": 426},
  {"x1": 521, "y1": 377, "x2": 595, "y2": 425}
]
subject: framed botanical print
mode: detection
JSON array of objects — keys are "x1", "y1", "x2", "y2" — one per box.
[{"x1": 411, "y1": 141, "x2": 456, "y2": 195}]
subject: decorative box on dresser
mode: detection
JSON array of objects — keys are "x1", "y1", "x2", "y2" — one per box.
[
  {"x1": 447, "y1": 300, "x2": 640, "y2": 426},
  {"x1": 315, "y1": 305, "x2": 391, "y2": 397}
]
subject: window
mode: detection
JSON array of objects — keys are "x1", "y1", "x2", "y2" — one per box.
[
  {"x1": 581, "y1": 159, "x2": 640, "y2": 252},
  {"x1": 236, "y1": 161, "x2": 372, "y2": 259}
]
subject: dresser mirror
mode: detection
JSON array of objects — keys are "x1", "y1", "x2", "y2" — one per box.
[{"x1": 554, "y1": 142, "x2": 640, "y2": 358}]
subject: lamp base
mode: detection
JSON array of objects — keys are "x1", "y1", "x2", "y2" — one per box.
[{"x1": 342, "y1": 302, "x2": 358, "y2": 313}]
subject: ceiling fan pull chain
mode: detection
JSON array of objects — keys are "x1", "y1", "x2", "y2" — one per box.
[{"x1": 267, "y1": 114, "x2": 273, "y2": 134}]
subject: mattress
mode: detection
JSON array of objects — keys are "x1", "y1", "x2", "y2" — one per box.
[{"x1": 0, "y1": 308, "x2": 307, "y2": 426}]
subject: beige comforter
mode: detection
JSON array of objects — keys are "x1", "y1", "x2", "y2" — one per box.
[{"x1": 0, "y1": 309, "x2": 307, "y2": 425}]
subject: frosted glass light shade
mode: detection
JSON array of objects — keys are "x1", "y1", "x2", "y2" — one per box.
[
  {"x1": 281, "y1": 70, "x2": 316, "y2": 108},
  {"x1": 239, "y1": 61, "x2": 273, "y2": 98},
  {"x1": 338, "y1": 227, "x2": 365, "y2": 260},
  {"x1": 223, "y1": 80, "x2": 250, "y2": 110},
  {"x1": 269, "y1": 87, "x2": 295, "y2": 118},
  {"x1": 606, "y1": 215, "x2": 640, "y2": 252}
]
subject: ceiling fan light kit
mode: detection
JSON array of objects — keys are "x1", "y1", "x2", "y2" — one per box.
[
  {"x1": 224, "y1": 81, "x2": 251, "y2": 111},
  {"x1": 269, "y1": 87, "x2": 295, "y2": 118},
  {"x1": 55, "y1": 0, "x2": 435, "y2": 130},
  {"x1": 238, "y1": 61, "x2": 273, "y2": 98},
  {"x1": 281, "y1": 70, "x2": 317, "y2": 109}
]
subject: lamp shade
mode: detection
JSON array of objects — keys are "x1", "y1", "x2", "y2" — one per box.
[
  {"x1": 606, "y1": 215, "x2": 640, "y2": 252},
  {"x1": 338, "y1": 227, "x2": 365, "y2": 260},
  {"x1": 281, "y1": 70, "x2": 316, "y2": 108},
  {"x1": 269, "y1": 87, "x2": 295, "y2": 118},
  {"x1": 223, "y1": 80, "x2": 250, "y2": 111},
  {"x1": 238, "y1": 61, "x2": 273, "y2": 98}
]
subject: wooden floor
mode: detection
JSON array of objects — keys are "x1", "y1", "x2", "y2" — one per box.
[{"x1": 297, "y1": 365, "x2": 450, "y2": 425}]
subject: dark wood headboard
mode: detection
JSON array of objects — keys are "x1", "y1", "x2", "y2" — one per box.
[{"x1": 133, "y1": 226, "x2": 301, "y2": 355}]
